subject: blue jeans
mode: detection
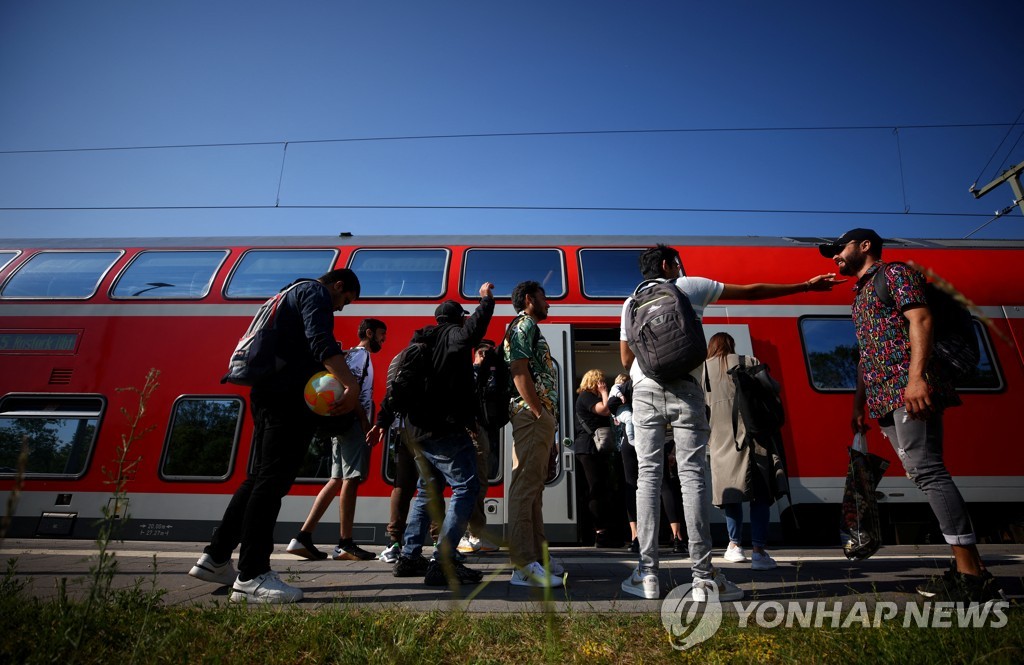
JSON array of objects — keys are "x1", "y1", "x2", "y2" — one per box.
[
  {"x1": 723, "y1": 500, "x2": 770, "y2": 549},
  {"x1": 632, "y1": 375, "x2": 712, "y2": 581},
  {"x1": 400, "y1": 430, "x2": 480, "y2": 561}
]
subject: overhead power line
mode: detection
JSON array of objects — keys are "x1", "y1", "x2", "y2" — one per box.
[
  {"x1": 971, "y1": 106, "x2": 1024, "y2": 187},
  {"x1": 0, "y1": 122, "x2": 1021, "y2": 156},
  {"x1": 0, "y1": 203, "x2": 998, "y2": 217}
]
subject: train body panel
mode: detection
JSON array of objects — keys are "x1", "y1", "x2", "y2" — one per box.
[{"x1": 2, "y1": 235, "x2": 1022, "y2": 544}]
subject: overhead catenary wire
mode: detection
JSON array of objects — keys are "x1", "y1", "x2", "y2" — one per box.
[
  {"x1": 971, "y1": 106, "x2": 1024, "y2": 188},
  {"x1": 1, "y1": 122, "x2": 1023, "y2": 156}
]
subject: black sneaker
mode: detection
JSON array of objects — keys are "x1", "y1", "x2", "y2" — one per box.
[
  {"x1": 332, "y1": 542, "x2": 376, "y2": 561},
  {"x1": 672, "y1": 537, "x2": 688, "y2": 555},
  {"x1": 393, "y1": 554, "x2": 430, "y2": 577},
  {"x1": 626, "y1": 538, "x2": 640, "y2": 554},
  {"x1": 424, "y1": 559, "x2": 484, "y2": 587},
  {"x1": 286, "y1": 533, "x2": 328, "y2": 561},
  {"x1": 916, "y1": 563, "x2": 958, "y2": 598}
]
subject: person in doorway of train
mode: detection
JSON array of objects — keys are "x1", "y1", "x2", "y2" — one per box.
[
  {"x1": 820, "y1": 228, "x2": 1005, "y2": 605},
  {"x1": 188, "y1": 269, "x2": 363, "y2": 604},
  {"x1": 366, "y1": 283, "x2": 495, "y2": 588},
  {"x1": 286, "y1": 318, "x2": 388, "y2": 562},
  {"x1": 573, "y1": 369, "x2": 620, "y2": 548},
  {"x1": 619, "y1": 243, "x2": 840, "y2": 600},
  {"x1": 505, "y1": 280, "x2": 564, "y2": 587},
  {"x1": 704, "y1": 332, "x2": 779, "y2": 571}
]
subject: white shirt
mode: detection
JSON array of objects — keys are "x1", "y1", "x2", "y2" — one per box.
[{"x1": 619, "y1": 276, "x2": 724, "y2": 382}]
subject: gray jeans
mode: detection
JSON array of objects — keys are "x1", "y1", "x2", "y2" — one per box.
[
  {"x1": 632, "y1": 375, "x2": 713, "y2": 581},
  {"x1": 878, "y1": 407, "x2": 976, "y2": 546}
]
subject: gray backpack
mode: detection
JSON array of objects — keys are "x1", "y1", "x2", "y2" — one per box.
[{"x1": 625, "y1": 280, "x2": 707, "y2": 383}]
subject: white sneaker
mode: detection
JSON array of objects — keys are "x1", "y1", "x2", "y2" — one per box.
[
  {"x1": 751, "y1": 550, "x2": 778, "y2": 570},
  {"x1": 723, "y1": 544, "x2": 748, "y2": 563},
  {"x1": 457, "y1": 535, "x2": 480, "y2": 553},
  {"x1": 691, "y1": 570, "x2": 744, "y2": 602},
  {"x1": 475, "y1": 536, "x2": 500, "y2": 553},
  {"x1": 229, "y1": 571, "x2": 303, "y2": 604},
  {"x1": 188, "y1": 553, "x2": 237, "y2": 586},
  {"x1": 378, "y1": 543, "x2": 400, "y2": 564},
  {"x1": 510, "y1": 561, "x2": 564, "y2": 587},
  {"x1": 621, "y1": 567, "x2": 660, "y2": 599}
]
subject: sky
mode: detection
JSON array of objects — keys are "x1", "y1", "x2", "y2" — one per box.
[{"x1": 1, "y1": 1, "x2": 1023, "y2": 241}]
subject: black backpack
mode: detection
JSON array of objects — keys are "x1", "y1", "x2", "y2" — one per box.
[
  {"x1": 872, "y1": 263, "x2": 980, "y2": 382},
  {"x1": 625, "y1": 280, "x2": 707, "y2": 383},
  {"x1": 221, "y1": 279, "x2": 312, "y2": 386},
  {"x1": 475, "y1": 346, "x2": 512, "y2": 429},
  {"x1": 727, "y1": 356, "x2": 785, "y2": 437},
  {"x1": 383, "y1": 341, "x2": 434, "y2": 419}
]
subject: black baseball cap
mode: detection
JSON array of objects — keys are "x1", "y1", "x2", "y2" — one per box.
[
  {"x1": 818, "y1": 228, "x2": 883, "y2": 258},
  {"x1": 434, "y1": 300, "x2": 470, "y2": 322}
]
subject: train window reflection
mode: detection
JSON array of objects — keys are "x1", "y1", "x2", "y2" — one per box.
[
  {"x1": 0, "y1": 251, "x2": 18, "y2": 273},
  {"x1": 798, "y1": 317, "x2": 1002, "y2": 392},
  {"x1": 462, "y1": 249, "x2": 565, "y2": 299},
  {"x1": 161, "y1": 398, "x2": 243, "y2": 480},
  {"x1": 1, "y1": 251, "x2": 123, "y2": 299},
  {"x1": 0, "y1": 396, "x2": 103, "y2": 478},
  {"x1": 347, "y1": 248, "x2": 448, "y2": 298},
  {"x1": 579, "y1": 248, "x2": 645, "y2": 298},
  {"x1": 112, "y1": 250, "x2": 228, "y2": 299},
  {"x1": 225, "y1": 249, "x2": 338, "y2": 299}
]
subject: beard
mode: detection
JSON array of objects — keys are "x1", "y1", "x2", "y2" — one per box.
[
  {"x1": 837, "y1": 252, "x2": 867, "y2": 277},
  {"x1": 368, "y1": 338, "x2": 383, "y2": 353}
]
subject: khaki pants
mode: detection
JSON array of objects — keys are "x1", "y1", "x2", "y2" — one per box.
[
  {"x1": 506, "y1": 408, "x2": 556, "y2": 567},
  {"x1": 467, "y1": 425, "x2": 493, "y2": 537}
]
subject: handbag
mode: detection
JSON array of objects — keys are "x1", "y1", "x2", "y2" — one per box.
[{"x1": 579, "y1": 418, "x2": 615, "y2": 453}]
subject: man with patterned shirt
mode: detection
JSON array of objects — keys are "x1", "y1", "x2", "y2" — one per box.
[
  {"x1": 820, "y1": 228, "x2": 1003, "y2": 606},
  {"x1": 504, "y1": 280, "x2": 564, "y2": 587}
]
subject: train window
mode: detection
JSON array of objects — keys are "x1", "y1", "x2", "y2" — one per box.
[
  {"x1": 347, "y1": 248, "x2": 449, "y2": 298},
  {"x1": 0, "y1": 395, "x2": 103, "y2": 478},
  {"x1": 799, "y1": 317, "x2": 1004, "y2": 392},
  {"x1": 224, "y1": 249, "x2": 338, "y2": 299},
  {"x1": 1, "y1": 251, "x2": 123, "y2": 299},
  {"x1": 161, "y1": 397, "x2": 243, "y2": 480},
  {"x1": 800, "y1": 318, "x2": 859, "y2": 391},
  {"x1": 0, "y1": 251, "x2": 19, "y2": 273},
  {"x1": 111, "y1": 250, "x2": 229, "y2": 299},
  {"x1": 294, "y1": 431, "x2": 334, "y2": 481},
  {"x1": 462, "y1": 249, "x2": 566, "y2": 299},
  {"x1": 578, "y1": 248, "x2": 645, "y2": 298}
]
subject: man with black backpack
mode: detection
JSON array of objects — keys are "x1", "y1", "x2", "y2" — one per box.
[
  {"x1": 366, "y1": 282, "x2": 495, "y2": 588},
  {"x1": 820, "y1": 227, "x2": 1004, "y2": 606},
  {"x1": 189, "y1": 269, "x2": 362, "y2": 604},
  {"x1": 619, "y1": 244, "x2": 839, "y2": 600}
]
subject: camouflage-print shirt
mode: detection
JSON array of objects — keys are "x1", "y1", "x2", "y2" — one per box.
[
  {"x1": 504, "y1": 314, "x2": 558, "y2": 419},
  {"x1": 852, "y1": 261, "x2": 959, "y2": 419}
]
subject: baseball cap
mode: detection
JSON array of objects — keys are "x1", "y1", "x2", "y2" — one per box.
[
  {"x1": 434, "y1": 300, "x2": 470, "y2": 322},
  {"x1": 818, "y1": 228, "x2": 883, "y2": 258}
]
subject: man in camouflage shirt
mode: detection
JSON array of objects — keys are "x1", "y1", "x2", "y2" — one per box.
[{"x1": 503, "y1": 280, "x2": 564, "y2": 587}]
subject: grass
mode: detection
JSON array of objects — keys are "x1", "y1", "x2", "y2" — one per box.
[{"x1": 1, "y1": 568, "x2": 1021, "y2": 665}]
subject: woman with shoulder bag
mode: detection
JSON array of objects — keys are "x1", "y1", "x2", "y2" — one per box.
[
  {"x1": 705, "y1": 333, "x2": 779, "y2": 571},
  {"x1": 574, "y1": 369, "x2": 619, "y2": 548}
]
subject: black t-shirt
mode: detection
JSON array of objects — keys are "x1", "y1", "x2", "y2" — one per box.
[{"x1": 574, "y1": 391, "x2": 611, "y2": 455}]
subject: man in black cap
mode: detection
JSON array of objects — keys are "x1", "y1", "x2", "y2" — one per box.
[
  {"x1": 368, "y1": 282, "x2": 495, "y2": 588},
  {"x1": 820, "y1": 228, "x2": 1004, "y2": 605}
]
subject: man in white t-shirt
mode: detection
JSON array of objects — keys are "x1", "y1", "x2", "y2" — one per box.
[{"x1": 618, "y1": 244, "x2": 839, "y2": 600}]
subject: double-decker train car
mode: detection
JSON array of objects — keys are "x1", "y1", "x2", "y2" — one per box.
[{"x1": 1, "y1": 234, "x2": 1022, "y2": 546}]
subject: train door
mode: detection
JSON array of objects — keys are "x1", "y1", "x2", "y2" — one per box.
[{"x1": 501, "y1": 323, "x2": 577, "y2": 544}]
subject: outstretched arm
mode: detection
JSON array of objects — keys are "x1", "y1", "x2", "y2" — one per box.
[{"x1": 720, "y1": 273, "x2": 842, "y2": 301}]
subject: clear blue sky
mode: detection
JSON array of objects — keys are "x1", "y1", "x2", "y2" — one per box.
[{"x1": 1, "y1": 1, "x2": 1023, "y2": 241}]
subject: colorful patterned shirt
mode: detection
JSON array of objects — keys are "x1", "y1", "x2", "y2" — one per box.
[
  {"x1": 852, "y1": 261, "x2": 959, "y2": 419},
  {"x1": 504, "y1": 314, "x2": 558, "y2": 419}
]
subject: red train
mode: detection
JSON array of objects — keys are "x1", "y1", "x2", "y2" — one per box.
[{"x1": 1, "y1": 235, "x2": 1022, "y2": 546}]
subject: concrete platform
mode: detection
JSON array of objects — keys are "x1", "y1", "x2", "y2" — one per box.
[{"x1": 2, "y1": 539, "x2": 1021, "y2": 612}]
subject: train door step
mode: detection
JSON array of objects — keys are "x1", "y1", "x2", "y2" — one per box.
[{"x1": 36, "y1": 512, "x2": 77, "y2": 537}]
